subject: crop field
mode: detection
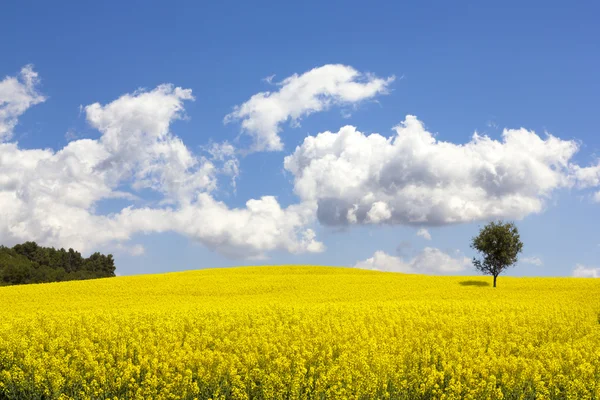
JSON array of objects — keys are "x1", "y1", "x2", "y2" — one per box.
[{"x1": 0, "y1": 266, "x2": 599, "y2": 399}]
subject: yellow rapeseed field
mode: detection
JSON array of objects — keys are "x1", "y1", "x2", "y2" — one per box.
[{"x1": 1, "y1": 266, "x2": 599, "y2": 400}]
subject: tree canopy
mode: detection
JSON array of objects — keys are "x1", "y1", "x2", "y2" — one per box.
[
  {"x1": 470, "y1": 221, "x2": 523, "y2": 288},
  {"x1": 0, "y1": 242, "x2": 115, "y2": 286}
]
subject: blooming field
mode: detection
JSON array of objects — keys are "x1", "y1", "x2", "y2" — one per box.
[{"x1": 0, "y1": 266, "x2": 599, "y2": 399}]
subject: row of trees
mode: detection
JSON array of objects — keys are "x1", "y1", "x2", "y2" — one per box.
[
  {"x1": 0, "y1": 222, "x2": 521, "y2": 288},
  {"x1": 0, "y1": 242, "x2": 115, "y2": 286}
]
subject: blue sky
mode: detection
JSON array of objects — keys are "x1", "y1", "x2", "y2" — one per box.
[{"x1": 1, "y1": 1, "x2": 599, "y2": 277}]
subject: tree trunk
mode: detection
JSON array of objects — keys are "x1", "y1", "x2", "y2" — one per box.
[{"x1": 493, "y1": 274, "x2": 497, "y2": 288}]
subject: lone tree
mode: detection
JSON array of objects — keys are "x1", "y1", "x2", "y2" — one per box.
[{"x1": 470, "y1": 221, "x2": 523, "y2": 288}]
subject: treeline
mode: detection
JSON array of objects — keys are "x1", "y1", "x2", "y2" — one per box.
[{"x1": 0, "y1": 242, "x2": 115, "y2": 286}]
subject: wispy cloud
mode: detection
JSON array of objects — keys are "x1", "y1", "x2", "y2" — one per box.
[
  {"x1": 572, "y1": 264, "x2": 599, "y2": 278},
  {"x1": 521, "y1": 256, "x2": 543, "y2": 266},
  {"x1": 416, "y1": 228, "x2": 432, "y2": 240},
  {"x1": 225, "y1": 64, "x2": 394, "y2": 152},
  {"x1": 0, "y1": 65, "x2": 46, "y2": 141}
]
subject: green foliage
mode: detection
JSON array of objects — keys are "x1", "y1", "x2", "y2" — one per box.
[
  {"x1": 470, "y1": 221, "x2": 523, "y2": 287},
  {"x1": 0, "y1": 242, "x2": 115, "y2": 286}
]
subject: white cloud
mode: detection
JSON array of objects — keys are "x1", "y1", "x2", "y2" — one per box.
[
  {"x1": 224, "y1": 64, "x2": 394, "y2": 152},
  {"x1": 284, "y1": 115, "x2": 579, "y2": 226},
  {"x1": 262, "y1": 74, "x2": 276, "y2": 84},
  {"x1": 570, "y1": 162, "x2": 600, "y2": 203},
  {"x1": 85, "y1": 84, "x2": 216, "y2": 205},
  {"x1": 411, "y1": 248, "x2": 471, "y2": 273},
  {"x1": 113, "y1": 195, "x2": 323, "y2": 259},
  {"x1": 366, "y1": 201, "x2": 392, "y2": 223},
  {"x1": 354, "y1": 250, "x2": 413, "y2": 273},
  {"x1": 205, "y1": 141, "x2": 236, "y2": 161},
  {"x1": 416, "y1": 228, "x2": 432, "y2": 240},
  {"x1": 203, "y1": 141, "x2": 240, "y2": 191},
  {"x1": 0, "y1": 65, "x2": 46, "y2": 141},
  {"x1": 113, "y1": 243, "x2": 146, "y2": 256},
  {"x1": 0, "y1": 76, "x2": 323, "y2": 259},
  {"x1": 521, "y1": 256, "x2": 543, "y2": 266},
  {"x1": 129, "y1": 244, "x2": 146, "y2": 256},
  {"x1": 354, "y1": 247, "x2": 470, "y2": 274},
  {"x1": 572, "y1": 162, "x2": 600, "y2": 188},
  {"x1": 572, "y1": 264, "x2": 600, "y2": 278}
]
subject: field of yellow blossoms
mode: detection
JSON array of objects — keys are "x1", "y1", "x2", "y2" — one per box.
[{"x1": 1, "y1": 266, "x2": 599, "y2": 399}]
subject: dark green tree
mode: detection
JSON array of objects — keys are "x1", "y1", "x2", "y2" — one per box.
[
  {"x1": 470, "y1": 221, "x2": 523, "y2": 288},
  {"x1": 0, "y1": 242, "x2": 116, "y2": 286},
  {"x1": 12, "y1": 241, "x2": 40, "y2": 260},
  {"x1": 0, "y1": 249, "x2": 34, "y2": 285}
]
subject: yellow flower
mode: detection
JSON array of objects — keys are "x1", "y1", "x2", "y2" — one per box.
[{"x1": 0, "y1": 266, "x2": 598, "y2": 399}]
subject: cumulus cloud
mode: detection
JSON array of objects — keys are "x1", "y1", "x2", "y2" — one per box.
[
  {"x1": 224, "y1": 64, "x2": 394, "y2": 152},
  {"x1": 85, "y1": 84, "x2": 216, "y2": 205},
  {"x1": 521, "y1": 256, "x2": 543, "y2": 266},
  {"x1": 354, "y1": 247, "x2": 470, "y2": 274},
  {"x1": 572, "y1": 264, "x2": 600, "y2": 278},
  {"x1": 416, "y1": 228, "x2": 432, "y2": 240},
  {"x1": 0, "y1": 75, "x2": 323, "y2": 259},
  {"x1": 284, "y1": 115, "x2": 579, "y2": 226},
  {"x1": 0, "y1": 65, "x2": 46, "y2": 141},
  {"x1": 112, "y1": 195, "x2": 322, "y2": 259}
]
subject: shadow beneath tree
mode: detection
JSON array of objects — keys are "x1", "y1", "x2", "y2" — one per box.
[{"x1": 459, "y1": 280, "x2": 490, "y2": 287}]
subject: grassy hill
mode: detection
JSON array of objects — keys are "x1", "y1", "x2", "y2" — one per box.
[{"x1": 1, "y1": 266, "x2": 599, "y2": 399}]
